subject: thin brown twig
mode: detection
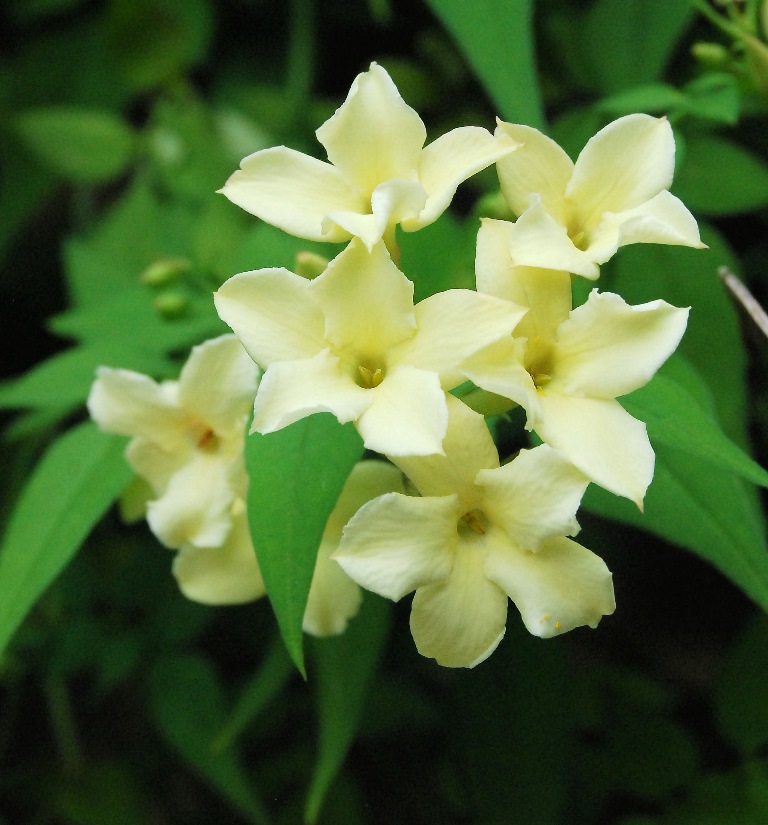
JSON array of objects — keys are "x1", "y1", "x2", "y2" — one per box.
[{"x1": 718, "y1": 265, "x2": 768, "y2": 340}]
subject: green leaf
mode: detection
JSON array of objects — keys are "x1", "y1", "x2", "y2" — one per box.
[
  {"x1": 0, "y1": 344, "x2": 173, "y2": 415},
  {"x1": 714, "y1": 612, "x2": 768, "y2": 755},
  {"x1": 423, "y1": 0, "x2": 544, "y2": 128},
  {"x1": 104, "y1": 0, "x2": 213, "y2": 93},
  {"x1": 0, "y1": 422, "x2": 131, "y2": 658},
  {"x1": 582, "y1": 0, "x2": 695, "y2": 93},
  {"x1": 15, "y1": 107, "x2": 136, "y2": 182},
  {"x1": 598, "y1": 83, "x2": 686, "y2": 117},
  {"x1": 245, "y1": 415, "x2": 365, "y2": 676},
  {"x1": 622, "y1": 371, "x2": 768, "y2": 488},
  {"x1": 148, "y1": 653, "x2": 270, "y2": 824},
  {"x1": 398, "y1": 212, "x2": 476, "y2": 303},
  {"x1": 214, "y1": 637, "x2": 294, "y2": 751},
  {"x1": 453, "y1": 622, "x2": 572, "y2": 824},
  {"x1": 583, "y1": 446, "x2": 768, "y2": 613},
  {"x1": 681, "y1": 72, "x2": 741, "y2": 125},
  {"x1": 673, "y1": 134, "x2": 768, "y2": 216},
  {"x1": 305, "y1": 594, "x2": 391, "y2": 824}
]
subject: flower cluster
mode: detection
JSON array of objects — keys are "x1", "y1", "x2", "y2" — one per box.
[{"x1": 89, "y1": 63, "x2": 702, "y2": 665}]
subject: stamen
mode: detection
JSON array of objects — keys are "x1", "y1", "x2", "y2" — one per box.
[
  {"x1": 461, "y1": 510, "x2": 486, "y2": 534},
  {"x1": 357, "y1": 365, "x2": 385, "y2": 388}
]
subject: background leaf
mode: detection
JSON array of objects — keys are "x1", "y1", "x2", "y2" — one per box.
[
  {"x1": 0, "y1": 422, "x2": 131, "y2": 658},
  {"x1": 245, "y1": 415, "x2": 364, "y2": 676},
  {"x1": 148, "y1": 653, "x2": 270, "y2": 824},
  {"x1": 15, "y1": 107, "x2": 136, "y2": 182},
  {"x1": 423, "y1": 0, "x2": 544, "y2": 128},
  {"x1": 305, "y1": 594, "x2": 391, "y2": 824}
]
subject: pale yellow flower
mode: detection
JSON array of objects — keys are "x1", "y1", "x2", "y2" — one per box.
[
  {"x1": 219, "y1": 62, "x2": 518, "y2": 253},
  {"x1": 334, "y1": 397, "x2": 614, "y2": 668},
  {"x1": 494, "y1": 114, "x2": 705, "y2": 279},
  {"x1": 214, "y1": 239, "x2": 525, "y2": 457},
  {"x1": 462, "y1": 219, "x2": 689, "y2": 507}
]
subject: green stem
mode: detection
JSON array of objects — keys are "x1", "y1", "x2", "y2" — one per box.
[
  {"x1": 287, "y1": 0, "x2": 315, "y2": 128},
  {"x1": 691, "y1": 0, "x2": 745, "y2": 39},
  {"x1": 44, "y1": 674, "x2": 83, "y2": 776}
]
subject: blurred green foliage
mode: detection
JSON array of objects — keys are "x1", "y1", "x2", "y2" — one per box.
[{"x1": 3, "y1": 0, "x2": 768, "y2": 823}]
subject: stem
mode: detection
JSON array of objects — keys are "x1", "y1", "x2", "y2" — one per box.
[
  {"x1": 692, "y1": 0, "x2": 745, "y2": 39},
  {"x1": 287, "y1": 0, "x2": 314, "y2": 128},
  {"x1": 44, "y1": 674, "x2": 83, "y2": 776}
]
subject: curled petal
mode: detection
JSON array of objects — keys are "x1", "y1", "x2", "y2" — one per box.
[
  {"x1": 356, "y1": 364, "x2": 448, "y2": 457},
  {"x1": 477, "y1": 444, "x2": 588, "y2": 552},
  {"x1": 316, "y1": 62, "x2": 426, "y2": 194},
  {"x1": 476, "y1": 219, "x2": 573, "y2": 340},
  {"x1": 552, "y1": 291, "x2": 689, "y2": 399},
  {"x1": 536, "y1": 393, "x2": 654, "y2": 507},
  {"x1": 568, "y1": 114, "x2": 675, "y2": 231},
  {"x1": 485, "y1": 535, "x2": 615, "y2": 638},
  {"x1": 219, "y1": 146, "x2": 364, "y2": 242},
  {"x1": 508, "y1": 197, "x2": 600, "y2": 279},
  {"x1": 172, "y1": 509, "x2": 266, "y2": 605},
  {"x1": 408, "y1": 127, "x2": 519, "y2": 230},
  {"x1": 323, "y1": 178, "x2": 427, "y2": 251},
  {"x1": 462, "y1": 337, "x2": 542, "y2": 427},
  {"x1": 334, "y1": 492, "x2": 458, "y2": 601},
  {"x1": 495, "y1": 120, "x2": 573, "y2": 221},
  {"x1": 253, "y1": 349, "x2": 371, "y2": 434},
  {"x1": 410, "y1": 544, "x2": 508, "y2": 668},
  {"x1": 214, "y1": 268, "x2": 326, "y2": 367},
  {"x1": 588, "y1": 190, "x2": 706, "y2": 263},
  {"x1": 178, "y1": 335, "x2": 259, "y2": 437}
]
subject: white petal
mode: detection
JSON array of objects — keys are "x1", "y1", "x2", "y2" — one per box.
[
  {"x1": 567, "y1": 114, "x2": 675, "y2": 231},
  {"x1": 391, "y1": 288, "x2": 526, "y2": 389},
  {"x1": 324, "y1": 460, "x2": 406, "y2": 537},
  {"x1": 303, "y1": 536, "x2": 362, "y2": 637},
  {"x1": 410, "y1": 545, "x2": 508, "y2": 668},
  {"x1": 310, "y1": 239, "x2": 415, "y2": 357},
  {"x1": 552, "y1": 291, "x2": 689, "y2": 399},
  {"x1": 147, "y1": 454, "x2": 236, "y2": 549},
  {"x1": 172, "y1": 508, "x2": 266, "y2": 605},
  {"x1": 588, "y1": 190, "x2": 706, "y2": 263},
  {"x1": 536, "y1": 393, "x2": 654, "y2": 506},
  {"x1": 219, "y1": 146, "x2": 363, "y2": 242},
  {"x1": 494, "y1": 121, "x2": 573, "y2": 221},
  {"x1": 323, "y1": 178, "x2": 427, "y2": 251},
  {"x1": 214, "y1": 268, "x2": 326, "y2": 367},
  {"x1": 391, "y1": 394, "x2": 498, "y2": 503},
  {"x1": 316, "y1": 62, "x2": 426, "y2": 195},
  {"x1": 252, "y1": 349, "x2": 371, "y2": 434},
  {"x1": 484, "y1": 535, "x2": 615, "y2": 638},
  {"x1": 461, "y1": 337, "x2": 542, "y2": 426},
  {"x1": 125, "y1": 438, "x2": 188, "y2": 495},
  {"x1": 88, "y1": 368, "x2": 184, "y2": 448},
  {"x1": 408, "y1": 127, "x2": 519, "y2": 229},
  {"x1": 507, "y1": 197, "x2": 600, "y2": 279},
  {"x1": 477, "y1": 444, "x2": 588, "y2": 552},
  {"x1": 178, "y1": 335, "x2": 259, "y2": 437},
  {"x1": 356, "y1": 364, "x2": 448, "y2": 457},
  {"x1": 334, "y1": 492, "x2": 457, "y2": 601}
]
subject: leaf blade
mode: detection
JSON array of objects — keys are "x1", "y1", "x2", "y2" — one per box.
[{"x1": 0, "y1": 422, "x2": 132, "y2": 657}]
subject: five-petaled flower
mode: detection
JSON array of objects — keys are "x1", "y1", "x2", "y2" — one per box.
[
  {"x1": 214, "y1": 238, "x2": 525, "y2": 457},
  {"x1": 462, "y1": 219, "x2": 690, "y2": 506},
  {"x1": 87, "y1": 334, "x2": 259, "y2": 550},
  {"x1": 333, "y1": 397, "x2": 615, "y2": 668},
  {"x1": 494, "y1": 113, "x2": 705, "y2": 279},
  {"x1": 219, "y1": 62, "x2": 518, "y2": 255}
]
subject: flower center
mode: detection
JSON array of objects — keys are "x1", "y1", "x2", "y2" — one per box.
[
  {"x1": 188, "y1": 420, "x2": 220, "y2": 452},
  {"x1": 525, "y1": 336, "x2": 554, "y2": 391},
  {"x1": 356, "y1": 362, "x2": 386, "y2": 389},
  {"x1": 458, "y1": 509, "x2": 488, "y2": 536}
]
